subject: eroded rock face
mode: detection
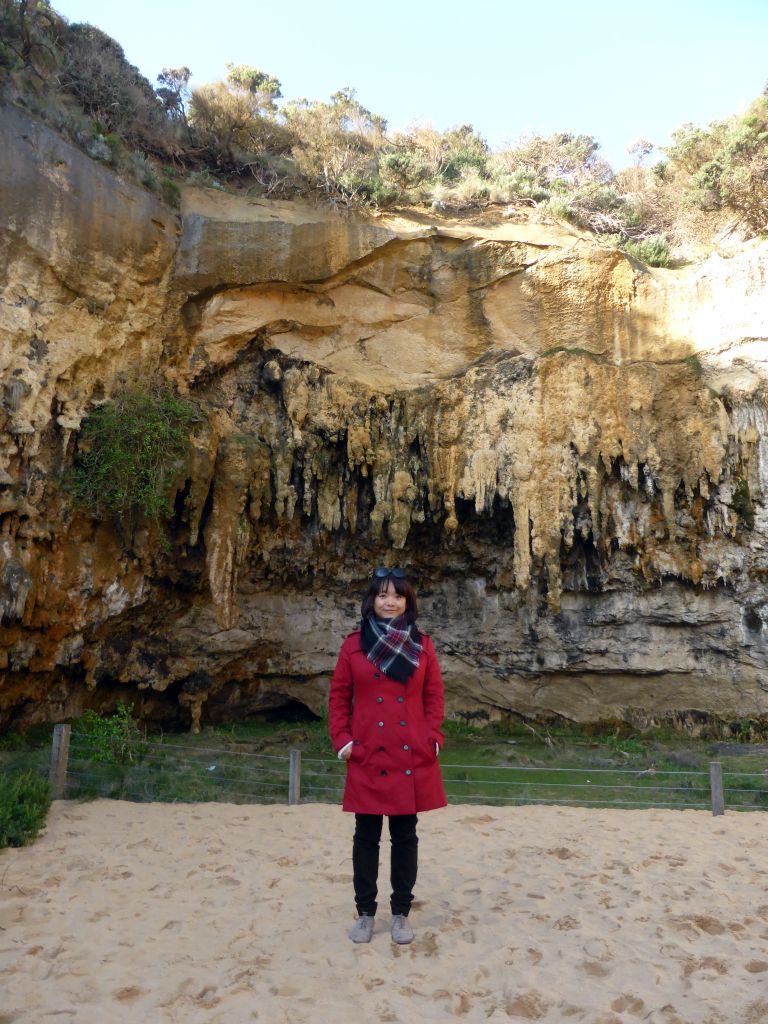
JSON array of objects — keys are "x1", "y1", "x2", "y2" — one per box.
[{"x1": 1, "y1": 104, "x2": 767, "y2": 732}]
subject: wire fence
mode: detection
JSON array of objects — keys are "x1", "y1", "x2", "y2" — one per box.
[
  {"x1": 64, "y1": 736, "x2": 291, "y2": 805},
  {"x1": 45, "y1": 725, "x2": 768, "y2": 814},
  {"x1": 298, "y1": 759, "x2": 768, "y2": 811}
]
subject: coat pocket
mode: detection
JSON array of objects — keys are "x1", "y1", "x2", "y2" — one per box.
[
  {"x1": 349, "y1": 741, "x2": 366, "y2": 765},
  {"x1": 412, "y1": 730, "x2": 436, "y2": 766}
]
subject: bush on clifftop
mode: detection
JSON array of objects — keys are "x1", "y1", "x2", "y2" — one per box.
[
  {"x1": 58, "y1": 22, "x2": 177, "y2": 156},
  {"x1": 662, "y1": 93, "x2": 768, "y2": 234},
  {"x1": 3, "y1": 0, "x2": 767, "y2": 250}
]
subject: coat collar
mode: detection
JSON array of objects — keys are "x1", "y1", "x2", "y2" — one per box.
[{"x1": 345, "y1": 630, "x2": 363, "y2": 653}]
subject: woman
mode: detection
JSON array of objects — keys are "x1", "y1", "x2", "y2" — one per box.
[{"x1": 328, "y1": 567, "x2": 446, "y2": 944}]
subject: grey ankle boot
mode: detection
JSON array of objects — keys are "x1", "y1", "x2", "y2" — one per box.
[
  {"x1": 349, "y1": 915, "x2": 375, "y2": 943},
  {"x1": 391, "y1": 914, "x2": 414, "y2": 944}
]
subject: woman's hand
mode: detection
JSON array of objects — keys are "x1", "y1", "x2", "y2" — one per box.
[{"x1": 341, "y1": 745, "x2": 352, "y2": 761}]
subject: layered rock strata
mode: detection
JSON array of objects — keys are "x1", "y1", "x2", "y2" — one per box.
[{"x1": 1, "y1": 104, "x2": 767, "y2": 732}]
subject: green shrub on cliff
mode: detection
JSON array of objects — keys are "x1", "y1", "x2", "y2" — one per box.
[
  {"x1": 69, "y1": 387, "x2": 198, "y2": 525},
  {"x1": 0, "y1": 770, "x2": 51, "y2": 848},
  {"x1": 623, "y1": 234, "x2": 670, "y2": 267},
  {"x1": 732, "y1": 477, "x2": 755, "y2": 530},
  {"x1": 598, "y1": 232, "x2": 671, "y2": 267}
]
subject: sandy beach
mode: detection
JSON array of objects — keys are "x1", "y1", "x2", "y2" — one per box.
[{"x1": 1, "y1": 800, "x2": 767, "y2": 1023}]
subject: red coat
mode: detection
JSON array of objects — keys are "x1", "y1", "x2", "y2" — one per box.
[{"x1": 328, "y1": 630, "x2": 447, "y2": 816}]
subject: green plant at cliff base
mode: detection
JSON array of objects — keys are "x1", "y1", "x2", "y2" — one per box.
[
  {"x1": 69, "y1": 388, "x2": 198, "y2": 525},
  {"x1": 0, "y1": 770, "x2": 51, "y2": 848},
  {"x1": 75, "y1": 703, "x2": 148, "y2": 765}
]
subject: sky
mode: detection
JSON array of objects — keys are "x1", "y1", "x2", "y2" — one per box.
[{"x1": 53, "y1": 0, "x2": 768, "y2": 170}]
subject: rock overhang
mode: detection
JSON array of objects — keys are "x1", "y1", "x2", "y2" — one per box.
[{"x1": 1, "y1": 106, "x2": 768, "y2": 730}]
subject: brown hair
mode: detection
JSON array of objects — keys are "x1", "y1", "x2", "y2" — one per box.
[{"x1": 360, "y1": 573, "x2": 419, "y2": 626}]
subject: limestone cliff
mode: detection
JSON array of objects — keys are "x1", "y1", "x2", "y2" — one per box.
[{"x1": 2, "y1": 104, "x2": 767, "y2": 733}]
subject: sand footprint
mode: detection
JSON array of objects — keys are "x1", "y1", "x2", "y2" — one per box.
[
  {"x1": 113, "y1": 986, "x2": 145, "y2": 1003},
  {"x1": 690, "y1": 915, "x2": 726, "y2": 935},
  {"x1": 581, "y1": 937, "x2": 614, "y2": 974},
  {"x1": 554, "y1": 916, "x2": 580, "y2": 931},
  {"x1": 195, "y1": 984, "x2": 220, "y2": 1008},
  {"x1": 681, "y1": 956, "x2": 728, "y2": 979},
  {"x1": 548, "y1": 847, "x2": 578, "y2": 860},
  {"x1": 582, "y1": 961, "x2": 611, "y2": 978},
  {"x1": 504, "y1": 990, "x2": 550, "y2": 1019},
  {"x1": 611, "y1": 994, "x2": 645, "y2": 1015},
  {"x1": 231, "y1": 955, "x2": 272, "y2": 979},
  {"x1": 744, "y1": 998, "x2": 768, "y2": 1022},
  {"x1": 408, "y1": 931, "x2": 438, "y2": 956},
  {"x1": 454, "y1": 991, "x2": 473, "y2": 1015}
]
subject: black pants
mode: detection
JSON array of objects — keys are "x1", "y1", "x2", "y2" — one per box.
[{"x1": 352, "y1": 813, "x2": 418, "y2": 917}]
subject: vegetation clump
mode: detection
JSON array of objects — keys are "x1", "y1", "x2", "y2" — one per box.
[
  {"x1": 661, "y1": 93, "x2": 768, "y2": 235},
  {"x1": 623, "y1": 234, "x2": 670, "y2": 267},
  {"x1": 57, "y1": 22, "x2": 176, "y2": 155},
  {"x1": 74, "y1": 703, "x2": 148, "y2": 765},
  {"x1": 68, "y1": 387, "x2": 198, "y2": 525},
  {"x1": 732, "y1": 477, "x2": 755, "y2": 530},
  {"x1": 0, "y1": 770, "x2": 51, "y2": 848},
  {"x1": 682, "y1": 354, "x2": 704, "y2": 376}
]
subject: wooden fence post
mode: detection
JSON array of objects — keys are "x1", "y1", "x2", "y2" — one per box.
[
  {"x1": 288, "y1": 748, "x2": 301, "y2": 805},
  {"x1": 709, "y1": 761, "x2": 725, "y2": 816},
  {"x1": 49, "y1": 724, "x2": 71, "y2": 799}
]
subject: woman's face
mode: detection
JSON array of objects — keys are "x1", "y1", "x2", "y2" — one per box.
[{"x1": 373, "y1": 580, "x2": 407, "y2": 620}]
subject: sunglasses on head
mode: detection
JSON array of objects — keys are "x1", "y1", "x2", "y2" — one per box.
[{"x1": 374, "y1": 566, "x2": 406, "y2": 579}]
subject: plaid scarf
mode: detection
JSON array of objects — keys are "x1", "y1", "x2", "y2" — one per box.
[{"x1": 361, "y1": 615, "x2": 422, "y2": 684}]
